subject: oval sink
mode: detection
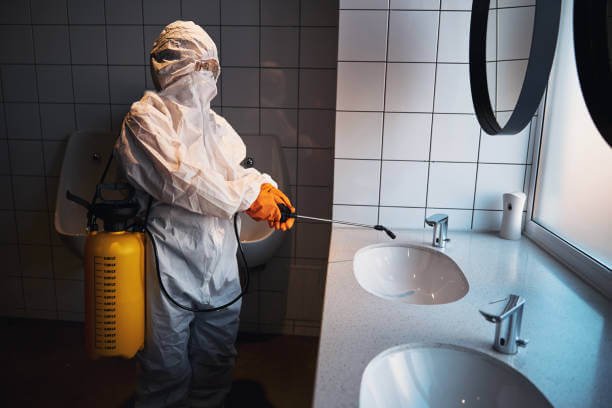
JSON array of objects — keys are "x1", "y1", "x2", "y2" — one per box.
[
  {"x1": 353, "y1": 243, "x2": 468, "y2": 305},
  {"x1": 360, "y1": 344, "x2": 552, "y2": 407}
]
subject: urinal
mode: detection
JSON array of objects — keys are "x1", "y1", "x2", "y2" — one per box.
[
  {"x1": 55, "y1": 131, "x2": 288, "y2": 267},
  {"x1": 237, "y1": 134, "x2": 289, "y2": 267},
  {"x1": 54, "y1": 131, "x2": 118, "y2": 258}
]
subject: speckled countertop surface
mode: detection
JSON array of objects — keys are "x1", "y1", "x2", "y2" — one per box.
[{"x1": 313, "y1": 228, "x2": 611, "y2": 408}]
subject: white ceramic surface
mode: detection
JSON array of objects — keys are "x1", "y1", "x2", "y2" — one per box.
[
  {"x1": 55, "y1": 131, "x2": 287, "y2": 267},
  {"x1": 353, "y1": 242, "x2": 469, "y2": 305},
  {"x1": 360, "y1": 343, "x2": 552, "y2": 408}
]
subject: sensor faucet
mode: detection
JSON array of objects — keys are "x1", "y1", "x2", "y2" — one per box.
[
  {"x1": 479, "y1": 294, "x2": 528, "y2": 354},
  {"x1": 425, "y1": 214, "x2": 449, "y2": 248}
]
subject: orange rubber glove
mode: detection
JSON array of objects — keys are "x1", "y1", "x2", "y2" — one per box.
[
  {"x1": 264, "y1": 185, "x2": 296, "y2": 231},
  {"x1": 246, "y1": 184, "x2": 281, "y2": 223},
  {"x1": 249, "y1": 183, "x2": 295, "y2": 231}
]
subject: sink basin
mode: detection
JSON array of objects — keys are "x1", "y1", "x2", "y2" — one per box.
[
  {"x1": 360, "y1": 344, "x2": 552, "y2": 407},
  {"x1": 353, "y1": 243, "x2": 468, "y2": 305}
]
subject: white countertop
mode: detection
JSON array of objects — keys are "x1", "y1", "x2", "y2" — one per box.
[{"x1": 313, "y1": 228, "x2": 611, "y2": 408}]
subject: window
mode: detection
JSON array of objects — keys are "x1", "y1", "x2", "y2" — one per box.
[{"x1": 525, "y1": 1, "x2": 611, "y2": 299}]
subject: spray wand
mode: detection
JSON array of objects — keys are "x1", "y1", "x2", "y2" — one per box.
[{"x1": 278, "y1": 204, "x2": 396, "y2": 239}]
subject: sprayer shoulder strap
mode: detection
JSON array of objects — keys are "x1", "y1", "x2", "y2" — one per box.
[{"x1": 143, "y1": 195, "x2": 154, "y2": 228}]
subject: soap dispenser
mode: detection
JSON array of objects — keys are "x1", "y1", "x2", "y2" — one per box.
[{"x1": 500, "y1": 192, "x2": 526, "y2": 240}]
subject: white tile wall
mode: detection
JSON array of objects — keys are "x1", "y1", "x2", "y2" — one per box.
[
  {"x1": 380, "y1": 161, "x2": 428, "y2": 206},
  {"x1": 335, "y1": 111, "x2": 383, "y2": 159},
  {"x1": 337, "y1": 62, "x2": 386, "y2": 111},
  {"x1": 388, "y1": 11, "x2": 439, "y2": 62},
  {"x1": 382, "y1": 113, "x2": 431, "y2": 160},
  {"x1": 487, "y1": 10, "x2": 497, "y2": 61},
  {"x1": 441, "y1": 0, "x2": 474, "y2": 10},
  {"x1": 19, "y1": 245, "x2": 53, "y2": 278},
  {"x1": 497, "y1": 0, "x2": 535, "y2": 8},
  {"x1": 335, "y1": 2, "x2": 536, "y2": 232},
  {"x1": 425, "y1": 208, "x2": 473, "y2": 230},
  {"x1": 0, "y1": 278, "x2": 24, "y2": 314},
  {"x1": 55, "y1": 280, "x2": 84, "y2": 313},
  {"x1": 474, "y1": 164, "x2": 526, "y2": 210},
  {"x1": 286, "y1": 260, "x2": 326, "y2": 321},
  {"x1": 339, "y1": 10, "x2": 388, "y2": 61},
  {"x1": 341, "y1": 0, "x2": 390, "y2": 9},
  {"x1": 385, "y1": 63, "x2": 436, "y2": 111},
  {"x1": 437, "y1": 11, "x2": 470, "y2": 63},
  {"x1": 430, "y1": 114, "x2": 480, "y2": 161},
  {"x1": 497, "y1": 6, "x2": 534, "y2": 60},
  {"x1": 0, "y1": 245, "x2": 19, "y2": 275},
  {"x1": 391, "y1": 0, "x2": 440, "y2": 9},
  {"x1": 427, "y1": 162, "x2": 477, "y2": 208},
  {"x1": 22, "y1": 278, "x2": 56, "y2": 311},
  {"x1": 296, "y1": 223, "x2": 332, "y2": 259},
  {"x1": 333, "y1": 159, "x2": 381, "y2": 205},
  {"x1": 434, "y1": 63, "x2": 473, "y2": 113},
  {"x1": 472, "y1": 210, "x2": 504, "y2": 231},
  {"x1": 379, "y1": 207, "x2": 425, "y2": 229},
  {"x1": 479, "y1": 112, "x2": 531, "y2": 163},
  {"x1": 332, "y1": 204, "x2": 379, "y2": 225},
  {"x1": 497, "y1": 59, "x2": 528, "y2": 111}
]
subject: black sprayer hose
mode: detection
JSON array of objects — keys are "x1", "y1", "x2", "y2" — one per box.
[{"x1": 144, "y1": 214, "x2": 249, "y2": 313}]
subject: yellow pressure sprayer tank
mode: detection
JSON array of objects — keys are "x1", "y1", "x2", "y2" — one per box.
[{"x1": 68, "y1": 183, "x2": 145, "y2": 359}]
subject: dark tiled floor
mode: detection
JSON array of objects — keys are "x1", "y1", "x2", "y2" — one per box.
[{"x1": 0, "y1": 318, "x2": 318, "y2": 408}]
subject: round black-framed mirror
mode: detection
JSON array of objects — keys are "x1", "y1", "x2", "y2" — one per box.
[
  {"x1": 574, "y1": 0, "x2": 612, "y2": 147},
  {"x1": 469, "y1": 0, "x2": 562, "y2": 135}
]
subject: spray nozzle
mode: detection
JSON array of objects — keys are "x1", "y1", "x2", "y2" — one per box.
[{"x1": 374, "y1": 225, "x2": 397, "y2": 240}]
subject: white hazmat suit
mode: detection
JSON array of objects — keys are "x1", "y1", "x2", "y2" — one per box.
[{"x1": 114, "y1": 21, "x2": 276, "y2": 407}]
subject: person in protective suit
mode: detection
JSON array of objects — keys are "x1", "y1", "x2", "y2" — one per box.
[{"x1": 114, "y1": 21, "x2": 295, "y2": 407}]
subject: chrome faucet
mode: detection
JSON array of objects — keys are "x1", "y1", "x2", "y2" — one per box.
[
  {"x1": 479, "y1": 294, "x2": 528, "y2": 354},
  {"x1": 425, "y1": 214, "x2": 449, "y2": 248}
]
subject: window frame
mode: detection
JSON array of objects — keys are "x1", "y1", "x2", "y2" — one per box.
[{"x1": 524, "y1": 92, "x2": 612, "y2": 299}]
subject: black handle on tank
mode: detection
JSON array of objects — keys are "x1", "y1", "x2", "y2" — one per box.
[
  {"x1": 66, "y1": 184, "x2": 140, "y2": 232},
  {"x1": 95, "y1": 183, "x2": 135, "y2": 204}
]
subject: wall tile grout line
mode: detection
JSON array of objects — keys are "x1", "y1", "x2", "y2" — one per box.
[
  {"x1": 336, "y1": 59, "x2": 528, "y2": 64},
  {"x1": 334, "y1": 157, "x2": 528, "y2": 165},
  {"x1": 471, "y1": 132, "x2": 484, "y2": 229},
  {"x1": 66, "y1": 1, "x2": 79, "y2": 158},
  {"x1": 376, "y1": 7, "x2": 391, "y2": 225},
  {"x1": 473, "y1": 5, "x2": 496, "y2": 228},
  {"x1": 338, "y1": 5, "x2": 534, "y2": 12},
  {"x1": 423, "y1": 3, "x2": 443, "y2": 228},
  {"x1": 521, "y1": 121, "x2": 533, "y2": 193},
  {"x1": 0, "y1": 23, "x2": 340, "y2": 29},
  {"x1": 0, "y1": 49, "x2": 26, "y2": 314},
  {"x1": 256, "y1": 0, "x2": 262, "y2": 334},
  {"x1": 103, "y1": 4, "x2": 113, "y2": 132},
  {"x1": 27, "y1": 0, "x2": 57, "y2": 319},
  {"x1": 332, "y1": 203, "x2": 508, "y2": 211},
  {"x1": 294, "y1": 0, "x2": 304, "y2": 274}
]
